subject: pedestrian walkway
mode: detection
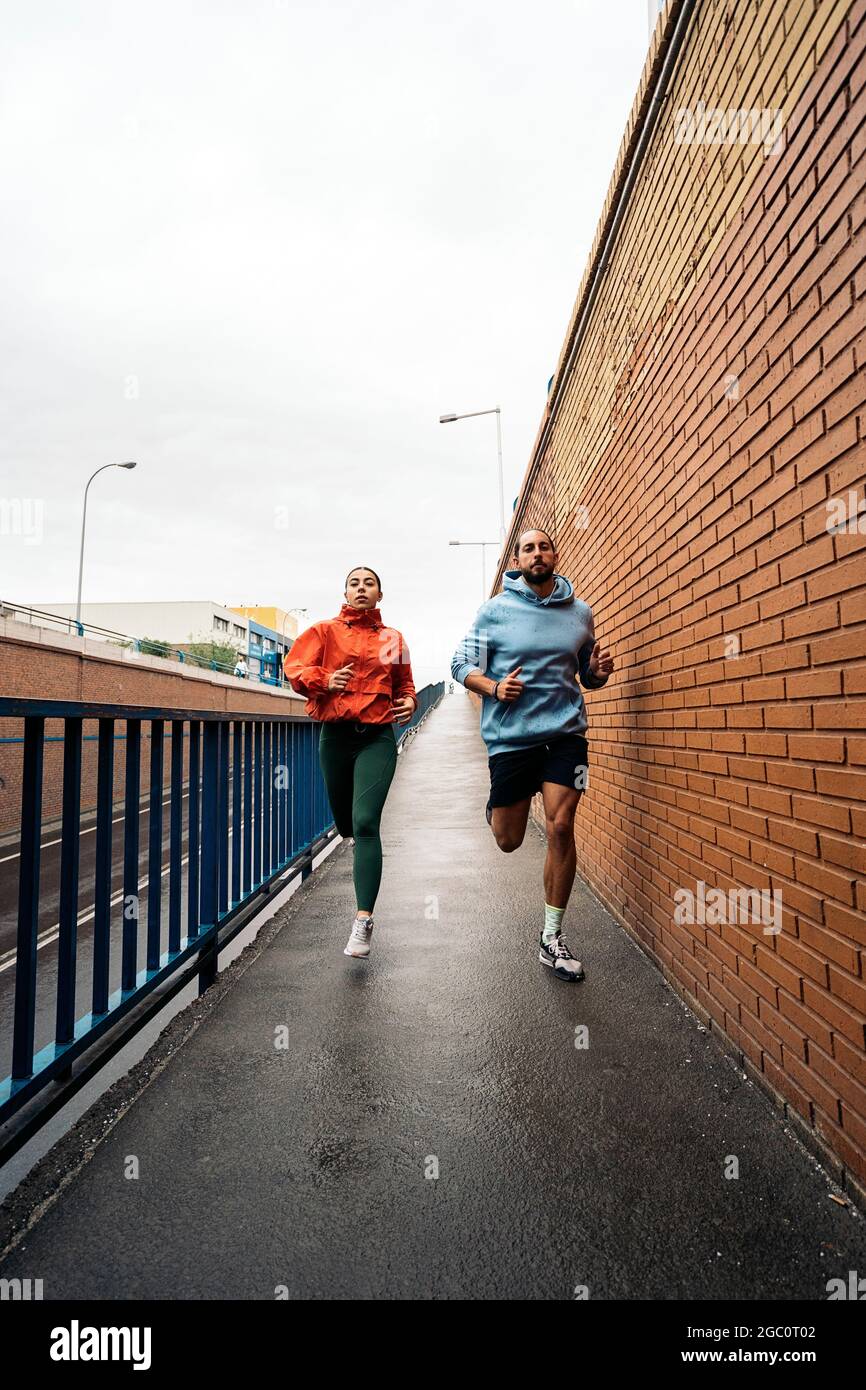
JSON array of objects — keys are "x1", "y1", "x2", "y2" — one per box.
[{"x1": 1, "y1": 692, "x2": 864, "y2": 1299}]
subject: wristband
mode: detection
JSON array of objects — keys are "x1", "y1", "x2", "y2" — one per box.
[{"x1": 492, "y1": 682, "x2": 500, "y2": 701}]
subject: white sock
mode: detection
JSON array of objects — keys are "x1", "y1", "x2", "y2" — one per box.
[{"x1": 543, "y1": 903, "x2": 565, "y2": 943}]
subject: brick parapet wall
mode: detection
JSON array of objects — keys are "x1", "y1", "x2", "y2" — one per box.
[{"x1": 0, "y1": 622, "x2": 307, "y2": 834}]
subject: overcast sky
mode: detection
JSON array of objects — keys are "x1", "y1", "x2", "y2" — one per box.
[{"x1": 1, "y1": 0, "x2": 653, "y2": 687}]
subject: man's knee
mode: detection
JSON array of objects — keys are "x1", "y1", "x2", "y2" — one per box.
[
  {"x1": 545, "y1": 818, "x2": 575, "y2": 854},
  {"x1": 494, "y1": 826, "x2": 525, "y2": 853}
]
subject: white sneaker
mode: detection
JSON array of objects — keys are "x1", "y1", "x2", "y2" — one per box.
[
  {"x1": 344, "y1": 916, "x2": 374, "y2": 958},
  {"x1": 539, "y1": 930, "x2": 584, "y2": 981}
]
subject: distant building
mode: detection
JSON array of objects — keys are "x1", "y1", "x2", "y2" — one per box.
[
  {"x1": 229, "y1": 606, "x2": 298, "y2": 639},
  {"x1": 35, "y1": 600, "x2": 248, "y2": 649},
  {"x1": 25, "y1": 599, "x2": 297, "y2": 685},
  {"x1": 229, "y1": 607, "x2": 298, "y2": 685}
]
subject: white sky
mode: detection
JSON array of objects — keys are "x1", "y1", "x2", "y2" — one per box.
[{"x1": 1, "y1": 0, "x2": 654, "y2": 687}]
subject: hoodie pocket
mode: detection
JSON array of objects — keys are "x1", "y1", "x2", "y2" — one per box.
[{"x1": 496, "y1": 699, "x2": 515, "y2": 726}]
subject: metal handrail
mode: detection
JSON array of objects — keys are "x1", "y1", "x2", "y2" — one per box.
[
  {"x1": 0, "y1": 599, "x2": 263, "y2": 680},
  {"x1": 0, "y1": 683, "x2": 444, "y2": 1159}
]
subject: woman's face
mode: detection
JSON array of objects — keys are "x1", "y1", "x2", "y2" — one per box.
[{"x1": 345, "y1": 568, "x2": 382, "y2": 609}]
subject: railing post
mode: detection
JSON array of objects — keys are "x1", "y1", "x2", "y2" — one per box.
[
  {"x1": 167, "y1": 721, "x2": 183, "y2": 957},
  {"x1": 121, "y1": 719, "x2": 142, "y2": 993},
  {"x1": 243, "y1": 720, "x2": 253, "y2": 896},
  {"x1": 187, "y1": 720, "x2": 201, "y2": 942},
  {"x1": 278, "y1": 721, "x2": 287, "y2": 865},
  {"x1": 12, "y1": 716, "x2": 44, "y2": 1080},
  {"x1": 262, "y1": 721, "x2": 272, "y2": 881},
  {"x1": 253, "y1": 721, "x2": 263, "y2": 888},
  {"x1": 199, "y1": 721, "x2": 220, "y2": 994},
  {"x1": 147, "y1": 719, "x2": 165, "y2": 972},
  {"x1": 218, "y1": 721, "x2": 229, "y2": 917},
  {"x1": 289, "y1": 722, "x2": 298, "y2": 858},
  {"x1": 56, "y1": 717, "x2": 82, "y2": 1052},
  {"x1": 92, "y1": 718, "x2": 115, "y2": 1016},
  {"x1": 301, "y1": 722, "x2": 313, "y2": 879},
  {"x1": 231, "y1": 720, "x2": 242, "y2": 906}
]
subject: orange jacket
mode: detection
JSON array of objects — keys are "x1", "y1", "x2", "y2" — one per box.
[{"x1": 284, "y1": 605, "x2": 417, "y2": 724}]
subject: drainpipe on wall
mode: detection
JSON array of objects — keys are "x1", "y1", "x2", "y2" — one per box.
[{"x1": 499, "y1": 0, "x2": 702, "y2": 582}]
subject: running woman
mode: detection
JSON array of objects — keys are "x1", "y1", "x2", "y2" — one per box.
[
  {"x1": 284, "y1": 567, "x2": 417, "y2": 958},
  {"x1": 451, "y1": 529, "x2": 614, "y2": 981}
]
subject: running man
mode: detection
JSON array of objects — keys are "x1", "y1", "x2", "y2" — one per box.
[{"x1": 451, "y1": 529, "x2": 614, "y2": 981}]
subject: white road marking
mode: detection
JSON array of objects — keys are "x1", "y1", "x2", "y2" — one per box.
[
  {"x1": 0, "y1": 789, "x2": 190, "y2": 865},
  {"x1": 0, "y1": 827, "x2": 243, "y2": 974}
]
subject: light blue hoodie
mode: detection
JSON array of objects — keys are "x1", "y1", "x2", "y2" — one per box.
[{"x1": 451, "y1": 570, "x2": 608, "y2": 757}]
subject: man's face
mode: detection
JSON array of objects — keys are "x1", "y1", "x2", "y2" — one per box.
[
  {"x1": 345, "y1": 569, "x2": 381, "y2": 608},
  {"x1": 515, "y1": 532, "x2": 556, "y2": 586}
]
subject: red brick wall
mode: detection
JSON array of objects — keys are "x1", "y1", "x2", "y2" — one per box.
[{"x1": 499, "y1": 0, "x2": 866, "y2": 1194}]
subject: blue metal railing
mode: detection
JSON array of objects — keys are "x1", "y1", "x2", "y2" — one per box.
[
  {"x1": 394, "y1": 680, "x2": 444, "y2": 745},
  {"x1": 0, "y1": 683, "x2": 443, "y2": 1156}
]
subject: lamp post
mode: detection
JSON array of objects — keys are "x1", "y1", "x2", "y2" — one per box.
[
  {"x1": 448, "y1": 540, "x2": 500, "y2": 601},
  {"x1": 439, "y1": 407, "x2": 505, "y2": 542},
  {"x1": 281, "y1": 607, "x2": 308, "y2": 684},
  {"x1": 75, "y1": 462, "x2": 137, "y2": 625}
]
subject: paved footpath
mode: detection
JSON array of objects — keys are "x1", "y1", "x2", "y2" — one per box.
[{"x1": 1, "y1": 692, "x2": 864, "y2": 1299}]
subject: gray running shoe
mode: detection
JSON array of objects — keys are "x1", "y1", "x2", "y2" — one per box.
[{"x1": 539, "y1": 931, "x2": 584, "y2": 981}]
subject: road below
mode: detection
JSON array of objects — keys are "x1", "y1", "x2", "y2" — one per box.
[{"x1": 1, "y1": 787, "x2": 203, "y2": 1076}]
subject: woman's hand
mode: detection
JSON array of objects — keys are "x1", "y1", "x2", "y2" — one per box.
[
  {"x1": 328, "y1": 663, "x2": 354, "y2": 691},
  {"x1": 390, "y1": 695, "x2": 415, "y2": 725}
]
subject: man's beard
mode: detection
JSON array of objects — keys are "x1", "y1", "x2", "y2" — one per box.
[{"x1": 522, "y1": 563, "x2": 554, "y2": 587}]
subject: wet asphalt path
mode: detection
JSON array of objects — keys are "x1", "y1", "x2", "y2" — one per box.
[{"x1": 0, "y1": 691, "x2": 864, "y2": 1299}]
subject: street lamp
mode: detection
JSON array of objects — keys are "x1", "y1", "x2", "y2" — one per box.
[
  {"x1": 439, "y1": 406, "x2": 505, "y2": 542},
  {"x1": 280, "y1": 607, "x2": 308, "y2": 685},
  {"x1": 75, "y1": 462, "x2": 137, "y2": 625},
  {"x1": 449, "y1": 540, "x2": 500, "y2": 601}
]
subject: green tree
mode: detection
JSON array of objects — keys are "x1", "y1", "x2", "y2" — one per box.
[{"x1": 186, "y1": 640, "x2": 241, "y2": 671}]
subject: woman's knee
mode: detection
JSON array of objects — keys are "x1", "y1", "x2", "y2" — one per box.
[{"x1": 353, "y1": 813, "x2": 382, "y2": 842}]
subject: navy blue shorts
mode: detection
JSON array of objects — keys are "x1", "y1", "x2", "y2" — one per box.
[{"x1": 487, "y1": 734, "x2": 589, "y2": 809}]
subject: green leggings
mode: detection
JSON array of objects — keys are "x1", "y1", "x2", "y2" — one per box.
[{"x1": 318, "y1": 721, "x2": 398, "y2": 912}]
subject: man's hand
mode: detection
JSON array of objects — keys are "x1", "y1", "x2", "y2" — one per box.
[
  {"x1": 495, "y1": 666, "x2": 524, "y2": 701},
  {"x1": 390, "y1": 695, "x2": 416, "y2": 725},
  {"x1": 328, "y1": 663, "x2": 354, "y2": 691},
  {"x1": 589, "y1": 640, "x2": 614, "y2": 678}
]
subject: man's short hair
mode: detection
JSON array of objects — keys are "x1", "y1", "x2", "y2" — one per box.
[{"x1": 513, "y1": 528, "x2": 556, "y2": 557}]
